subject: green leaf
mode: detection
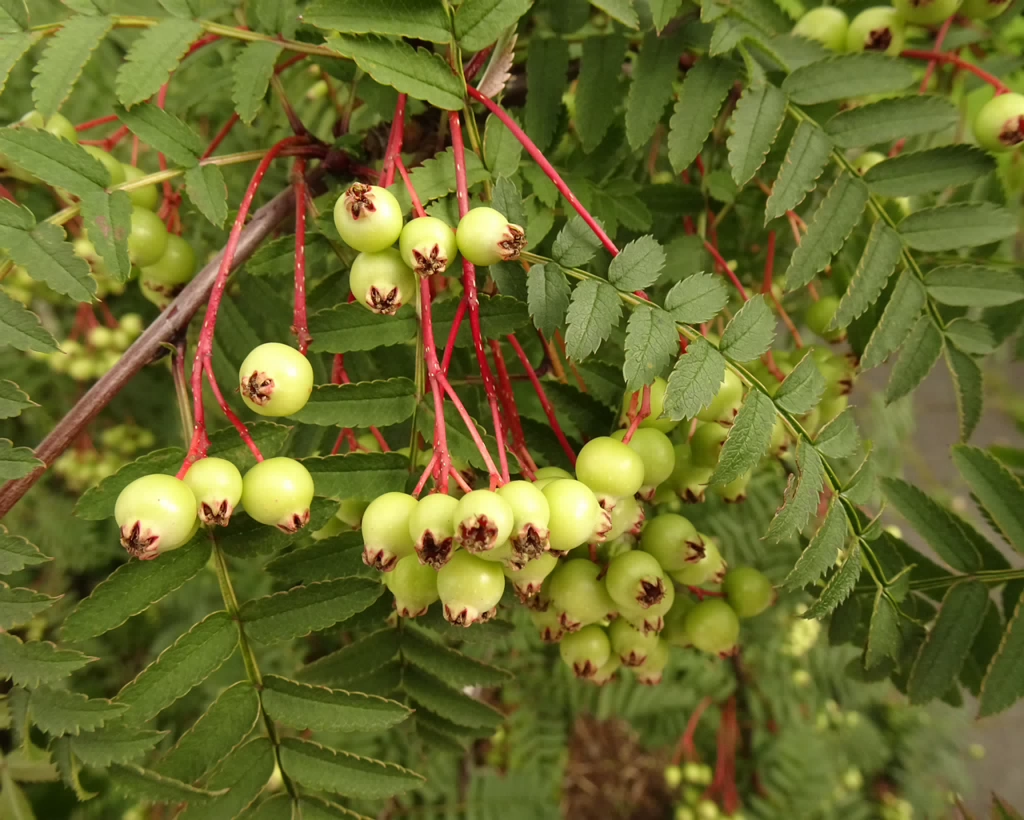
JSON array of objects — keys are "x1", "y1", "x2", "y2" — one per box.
[
  {"x1": 908, "y1": 580, "x2": 988, "y2": 704},
  {"x1": 240, "y1": 578, "x2": 384, "y2": 644},
  {"x1": 280, "y1": 737, "x2": 424, "y2": 799},
  {"x1": 310, "y1": 304, "x2": 418, "y2": 353},
  {"x1": 387, "y1": 148, "x2": 490, "y2": 212},
  {"x1": 60, "y1": 536, "x2": 211, "y2": 642},
  {"x1": 710, "y1": 390, "x2": 775, "y2": 485},
  {"x1": 885, "y1": 316, "x2": 942, "y2": 404},
  {"x1": 0, "y1": 32, "x2": 35, "y2": 101},
  {"x1": 327, "y1": 34, "x2": 463, "y2": 110},
  {"x1": 899, "y1": 203, "x2": 1017, "y2": 252},
  {"x1": 764, "y1": 121, "x2": 832, "y2": 224},
  {"x1": 804, "y1": 542, "x2": 861, "y2": 620},
  {"x1": 457, "y1": 0, "x2": 532, "y2": 50},
  {"x1": 552, "y1": 216, "x2": 604, "y2": 269},
  {"x1": 926, "y1": 265, "x2": 1024, "y2": 307},
  {"x1": 400, "y1": 627, "x2": 511, "y2": 687},
  {"x1": 80, "y1": 190, "x2": 132, "y2": 284},
  {"x1": 865, "y1": 590, "x2": 902, "y2": 669},
  {"x1": 824, "y1": 95, "x2": 959, "y2": 148},
  {"x1": 0, "y1": 585, "x2": 56, "y2": 629},
  {"x1": 155, "y1": 682, "x2": 260, "y2": 784},
  {"x1": 0, "y1": 291, "x2": 59, "y2": 354},
  {"x1": 1, "y1": 220, "x2": 95, "y2": 302},
  {"x1": 785, "y1": 497, "x2": 846, "y2": 590},
  {"x1": 782, "y1": 53, "x2": 913, "y2": 105},
  {"x1": 650, "y1": 0, "x2": 684, "y2": 29},
  {"x1": 864, "y1": 145, "x2": 997, "y2": 197},
  {"x1": 524, "y1": 36, "x2": 569, "y2": 151},
  {"x1": 107, "y1": 763, "x2": 221, "y2": 805},
  {"x1": 261, "y1": 675, "x2": 410, "y2": 733},
  {"x1": 784, "y1": 173, "x2": 869, "y2": 291},
  {"x1": 0, "y1": 129, "x2": 105, "y2": 196},
  {"x1": 483, "y1": 112, "x2": 523, "y2": 179},
  {"x1": 177, "y1": 738, "x2": 275, "y2": 820},
  {"x1": 74, "y1": 447, "x2": 181, "y2": 519},
  {"x1": 0, "y1": 634, "x2": 94, "y2": 688},
  {"x1": 946, "y1": 317, "x2": 996, "y2": 354},
  {"x1": 437, "y1": 294, "x2": 531, "y2": 345},
  {"x1": 184, "y1": 164, "x2": 229, "y2": 227},
  {"x1": 830, "y1": 221, "x2": 903, "y2": 329},
  {"x1": 626, "y1": 28, "x2": 687, "y2": 150},
  {"x1": 115, "y1": 103, "x2": 202, "y2": 167},
  {"x1": 526, "y1": 263, "x2": 570, "y2": 338},
  {"x1": 0, "y1": 379, "x2": 34, "y2": 419},
  {"x1": 577, "y1": 34, "x2": 629, "y2": 153},
  {"x1": 623, "y1": 305, "x2": 677, "y2": 391},
  {"x1": 590, "y1": 0, "x2": 639, "y2": 26},
  {"x1": 31, "y1": 14, "x2": 111, "y2": 118},
  {"x1": 402, "y1": 666, "x2": 504, "y2": 729},
  {"x1": 0, "y1": 529, "x2": 48, "y2": 574},
  {"x1": 814, "y1": 408, "x2": 860, "y2": 459},
  {"x1": 232, "y1": 41, "x2": 282, "y2": 125},
  {"x1": 979, "y1": 593, "x2": 1024, "y2": 717},
  {"x1": 861, "y1": 270, "x2": 926, "y2": 370},
  {"x1": 668, "y1": 57, "x2": 738, "y2": 173},
  {"x1": 664, "y1": 336, "x2": 727, "y2": 420},
  {"x1": 0, "y1": 438, "x2": 42, "y2": 480},
  {"x1": 290, "y1": 379, "x2": 416, "y2": 428},
  {"x1": 115, "y1": 18, "x2": 203, "y2": 107},
  {"x1": 301, "y1": 452, "x2": 410, "y2": 500},
  {"x1": 774, "y1": 351, "x2": 826, "y2": 415},
  {"x1": 29, "y1": 688, "x2": 127, "y2": 737},
  {"x1": 608, "y1": 236, "x2": 665, "y2": 292},
  {"x1": 564, "y1": 279, "x2": 622, "y2": 361},
  {"x1": 267, "y1": 535, "x2": 376, "y2": 586},
  {"x1": 952, "y1": 445, "x2": 1024, "y2": 555},
  {"x1": 719, "y1": 295, "x2": 775, "y2": 363},
  {"x1": 727, "y1": 83, "x2": 787, "y2": 187},
  {"x1": 944, "y1": 344, "x2": 983, "y2": 442},
  {"x1": 70, "y1": 726, "x2": 166, "y2": 767},
  {"x1": 298, "y1": 628, "x2": 402, "y2": 687},
  {"x1": 308, "y1": 0, "x2": 451, "y2": 43},
  {"x1": 664, "y1": 273, "x2": 728, "y2": 325},
  {"x1": 766, "y1": 439, "x2": 825, "y2": 541}
]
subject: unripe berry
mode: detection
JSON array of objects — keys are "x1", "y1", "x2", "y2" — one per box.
[
  {"x1": 605, "y1": 550, "x2": 669, "y2": 612},
  {"x1": 408, "y1": 492, "x2": 459, "y2": 569},
  {"x1": 574, "y1": 436, "x2": 646, "y2": 507},
  {"x1": 542, "y1": 479, "x2": 606, "y2": 553},
  {"x1": 640, "y1": 513, "x2": 706, "y2": 572},
  {"x1": 604, "y1": 494, "x2": 645, "y2": 542},
  {"x1": 533, "y1": 466, "x2": 573, "y2": 481},
  {"x1": 114, "y1": 474, "x2": 198, "y2": 560},
  {"x1": 893, "y1": 0, "x2": 962, "y2": 25},
  {"x1": 619, "y1": 566, "x2": 676, "y2": 634},
  {"x1": 362, "y1": 492, "x2": 419, "y2": 571},
  {"x1": 722, "y1": 566, "x2": 775, "y2": 618},
  {"x1": 661, "y1": 595, "x2": 697, "y2": 647},
  {"x1": 121, "y1": 163, "x2": 160, "y2": 210},
  {"x1": 612, "y1": 427, "x2": 676, "y2": 499},
  {"x1": 334, "y1": 183, "x2": 403, "y2": 253},
  {"x1": 141, "y1": 234, "x2": 196, "y2": 286},
  {"x1": 559, "y1": 624, "x2": 611, "y2": 679},
  {"x1": 697, "y1": 370, "x2": 743, "y2": 426},
  {"x1": 475, "y1": 539, "x2": 514, "y2": 564},
  {"x1": 671, "y1": 538, "x2": 727, "y2": 588},
  {"x1": 792, "y1": 7, "x2": 848, "y2": 51},
  {"x1": 548, "y1": 558, "x2": 616, "y2": 631},
  {"x1": 399, "y1": 216, "x2": 458, "y2": 276},
  {"x1": 960, "y1": 0, "x2": 1011, "y2": 17},
  {"x1": 127, "y1": 206, "x2": 169, "y2": 268},
  {"x1": 530, "y1": 604, "x2": 565, "y2": 643},
  {"x1": 633, "y1": 637, "x2": 669, "y2": 685},
  {"x1": 497, "y1": 480, "x2": 551, "y2": 564},
  {"x1": 846, "y1": 7, "x2": 905, "y2": 55},
  {"x1": 455, "y1": 207, "x2": 526, "y2": 266},
  {"x1": 336, "y1": 498, "x2": 369, "y2": 529},
  {"x1": 689, "y1": 422, "x2": 730, "y2": 469},
  {"x1": 453, "y1": 489, "x2": 515, "y2": 554},
  {"x1": 664, "y1": 765, "x2": 683, "y2": 789},
  {"x1": 238, "y1": 342, "x2": 314, "y2": 417},
  {"x1": 608, "y1": 616, "x2": 661, "y2": 667},
  {"x1": 83, "y1": 146, "x2": 126, "y2": 186},
  {"x1": 240, "y1": 457, "x2": 314, "y2": 533},
  {"x1": 711, "y1": 471, "x2": 753, "y2": 504},
  {"x1": 503, "y1": 552, "x2": 558, "y2": 601},
  {"x1": 183, "y1": 457, "x2": 243, "y2": 526},
  {"x1": 349, "y1": 248, "x2": 417, "y2": 315},
  {"x1": 436, "y1": 550, "x2": 505, "y2": 626},
  {"x1": 852, "y1": 151, "x2": 887, "y2": 176},
  {"x1": 684, "y1": 599, "x2": 741, "y2": 656},
  {"x1": 619, "y1": 377, "x2": 679, "y2": 434},
  {"x1": 974, "y1": 93, "x2": 1024, "y2": 153},
  {"x1": 589, "y1": 654, "x2": 621, "y2": 686},
  {"x1": 669, "y1": 443, "x2": 713, "y2": 503},
  {"x1": 386, "y1": 555, "x2": 439, "y2": 617},
  {"x1": 805, "y1": 296, "x2": 845, "y2": 343}
]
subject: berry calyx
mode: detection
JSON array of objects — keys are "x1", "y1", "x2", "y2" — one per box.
[
  {"x1": 608, "y1": 617, "x2": 661, "y2": 667},
  {"x1": 114, "y1": 474, "x2": 198, "y2": 559},
  {"x1": 408, "y1": 492, "x2": 459, "y2": 569},
  {"x1": 612, "y1": 427, "x2": 676, "y2": 499},
  {"x1": 386, "y1": 555, "x2": 439, "y2": 617},
  {"x1": 619, "y1": 576, "x2": 676, "y2": 634},
  {"x1": 619, "y1": 377, "x2": 679, "y2": 434},
  {"x1": 697, "y1": 370, "x2": 743, "y2": 426},
  {"x1": 548, "y1": 558, "x2": 615, "y2": 631},
  {"x1": 182, "y1": 457, "x2": 243, "y2": 526},
  {"x1": 453, "y1": 489, "x2": 515, "y2": 554},
  {"x1": 805, "y1": 296, "x2": 845, "y2": 343},
  {"x1": 792, "y1": 7, "x2": 849, "y2": 51},
  {"x1": 575, "y1": 436, "x2": 646, "y2": 508},
  {"x1": 455, "y1": 207, "x2": 526, "y2": 266},
  {"x1": 633, "y1": 638, "x2": 669, "y2": 685},
  {"x1": 334, "y1": 183, "x2": 404, "y2": 253},
  {"x1": 238, "y1": 342, "x2": 314, "y2": 418},
  {"x1": 846, "y1": 7, "x2": 905, "y2": 55},
  {"x1": 605, "y1": 550, "x2": 669, "y2": 611},
  {"x1": 361, "y1": 492, "x2": 419, "y2": 571},
  {"x1": 559, "y1": 624, "x2": 611, "y2": 679},
  {"x1": 604, "y1": 494, "x2": 645, "y2": 542},
  {"x1": 399, "y1": 216, "x2": 458, "y2": 276},
  {"x1": 531, "y1": 605, "x2": 565, "y2": 643},
  {"x1": 669, "y1": 443, "x2": 714, "y2": 503},
  {"x1": 542, "y1": 479, "x2": 605, "y2": 553},
  {"x1": 974, "y1": 93, "x2": 1024, "y2": 153},
  {"x1": 240, "y1": 457, "x2": 315, "y2": 533},
  {"x1": 684, "y1": 599, "x2": 741, "y2": 656},
  {"x1": 436, "y1": 550, "x2": 505, "y2": 626},
  {"x1": 503, "y1": 552, "x2": 558, "y2": 601},
  {"x1": 640, "y1": 513, "x2": 706, "y2": 572},
  {"x1": 722, "y1": 566, "x2": 775, "y2": 618},
  {"x1": 712, "y1": 471, "x2": 752, "y2": 504},
  {"x1": 496, "y1": 480, "x2": 551, "y2": 564},
  {"x1": 671, "y1": 538, "x2": 727, "y2": 587},
  {"x1": 590, "y1": 654, "x2": 622, "y2": 686},
  {"x1": 128, "y1": 206, "x2": 169, "y2": 268},
  {"x1": 349, "y1": 248, "x2": 417, "y2": 316},
  {"x1": 893, "y1": 0, "x2": 961, "y2": 25}
]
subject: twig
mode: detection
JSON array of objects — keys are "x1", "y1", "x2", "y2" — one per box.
[
  {"x1": 900, "y1": 48, "x2": 1009, "y2": 93},
  {"x1": 506, "y1": 334, "x2": 576, "y2": 466},
  {"x1": 292, "y1": 159, "x2": 311, "y2": 354}
]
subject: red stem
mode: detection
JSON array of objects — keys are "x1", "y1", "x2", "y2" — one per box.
[
  {"x1": 204, "y1": 367, "x2": 263, "y2": 463},
  {"x1": 441, "y1": 296, "x2": 468, "y2": 375},
  {"x1": 703, "y1": 239, "x2": 747, "y2": 301},
  {"x1": 489, "y1": 339, "x2": 537, "y2": 478},
  {"x1": 379, "y1": 94, "x2": 407, "y2": 188},
  {"x1": 761, "y1": 231, "x2": 775, "y2": 295},
  {"x1": 331, "y1": 354, "x2": 390, "y2": 451},
  {"x1": 395, "y1": 155, "x2": 426, "y2": 218},
  {"x1": 463, "y1": 46, "x2": 494, "y2": 83},
  {"x1": 919, "y1": 17, "x2": 955, "y2": 92},
  {"x1": 202, "y1": 114, "x2": 240, "y2": 159},
  {"x1": 900, "y1": 49, "x2": 1009, "y2": 93},
  {"x1": 419, "y1": 276, "x2": 453, "y2": 493},
  {"x1": 76, "y1": 114, "x2": 118, "y2": 132},
  {"x1": 672, "y1": 696, "x2": 714, "y2": 765},
  {"x1": 413, "y1": 451, "x2": 439, "y2": 497},
  {"x1": 292, "y1": 159, "x2": 311, "y2": 354},
  {"x1": 622, "y1": 384, "x2": 651, "y2": 444},
  {"x1": 506, "y1": 334, "x2": 576, "y2": 466}
]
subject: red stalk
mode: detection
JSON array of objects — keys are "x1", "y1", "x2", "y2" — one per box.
[
  {"x1": 703, "y1": 239, "x2": 747, "y2": 301},
  {"x1": 292, "y1": 159, "x2": 311, "y2": 354},
  {"x1": 622, "y1": 384, "x2": 651, "y2": 444},
  {"x1": 331, "y1": 354, "x2": 390, "y2": 451},
  {"x1": 671, "y1": 696, "x2": 714, "y2": 765},
  {"x1": 75, "y1": 114, "x2": 118, "y2": 132},
  {"x1": 900, "y1": 48, "x2": 1009, "y2": 93},
  {"x1": 919, "y1": 17, "x2": 955, "y2": 92},
  {"x1": 420, "y1": 275, "x2": 453, "y2": 493},
  {"x1": 379, "y1": 94, "x2": 407, "y2": 188},
  {"x1": 463, "y1": 46, "x2": 494, "y2": 82},
  {"x1": 507, "y1": 334, "x2": 576, "y2": 466},
  {"x1": 441, "y1": 296, "x2": 468, "y2": 375},
  {"x1": 202, "y1": 114, "x2": 240, "y2": 159},
  {"x1": 204, "y1": 367, "x2": 263, "y2": 462},
  {"x1": 489, "y1": 339, "x2": 537, "y2": 478},
  {"x1": 395, "y1": 155, "x2": 426, "y2": 218}
]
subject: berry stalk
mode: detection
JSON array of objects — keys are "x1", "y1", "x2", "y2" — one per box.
[
  {"x1": 622, "y1": 384, "x2": 651, "y2": 444},
  {"x1": 292, "y1": 159, "x2": 311, "y2": 354},
  {"x1": 506, "y1": 334, "x2": 577, "y2": 466},
  {"x1": 900, "y1": 49, "x2": 1009, "y2": 93},
  {"x1": 379, "y1": 94, "x2": 408, "y2": 188}
]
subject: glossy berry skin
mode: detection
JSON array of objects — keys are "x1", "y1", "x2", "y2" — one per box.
[
  {"x1": 548, "y1": 558, "x2": 615, "y2": 631},
  {"x1": 960, "y1": 0, "x2": 1011, "y2": 18},
  {"x1": 669, "y1": 443, "x2": 714, "y2": 503},
  {"x1": 792, "y1": 7, "x2": 849, "y2": 51},
  {"x1": 689, "y1": 422, "x2": 730, "y2": 469},
  {"x1": 453, "y1": 489, "x2": 515, "y2": 554},
  {"x1": 640, "y1": 513, "x2": 706, "y2": 572},
  {"x1": 334, "y1": 183, "x2": 403, "y2": 253},
  {"x1": 84, "y1": 146, "x2": 126, "y2": 186},
  {"x1": 671, "y1": 538, "x2": 727, "y2": 587},
  {"x1": 534, "y1": 466, "x2": 572, "y2": 481},
  {"x1": 723, "y1": 566, "x2": 775, "y2": 618},
  {"x1": 497, "y1": 480, "x2": 551, "y2": 564},
  {"x1": 141, "y1": 235, "x2": 195, "y2": 286},
  {"x1": 531, "y1": 605, "x2": 565, "y2": 643},
  {"x1": 408, "y1": 492, "x2": 460, "y2": 569},
  {"x1": 436, "y1": 550, "x2": 505, "y2": 626},
  {"x1": 974, "y1": 93, "x2": 1024, "y2": 153},
  {"x1": 361, "y1": 492, "x2": 419, "y2": 571},
  {"x1": 605, "y1": 550, "x2": 669, "y2": 612},
  {"x1": 183, "y1": 457, "x2": 243, "y2": 526},
  {"x1": 128, "y1": 206, "x2": 169, "y2": 268},
  {"x1": 18, "y1": 110, "x2": 78, "y2": 143},
  {"x1": 608, "y1": 617, "x2": 661, "y2": 667},
  {"x1": 590, "y1": 654, "x2": 622, "y2": 686},
  {"x1": 349, "y1": 248, "x2": 417, "y2": 316},
  {"x1": 684, "y1": 599, "x2": 741, "y2": 655},
  {"x1": 386, "y1": 555, "x2": 439, "y2": 617},
  {"x1": 503, "y1": 552, "x2": 558, "y2": 601},
  {"x1": 893, "y1": 0, "x2": 961, "y2": 24},
  {"x1": 805, "y1": 296, "x2": 845, "y2": 342},
  {"x1": 241, "y1": 457, "x2": 314, "y2": 533},
  {"x1": 612, "y1": 428, "x2": 675, "y2": 499},
  {"x1": 712, "y1": 470, "x2": 753, "y2": 504},
  {"x1": 560, "y1": 624, "x2": 611, "y2": 679},
  {"x1": 846, "y1": 7, "x2": 905, "y2": 55},
  {"x1": 575, "y1": 436, "x2": 646, "y2": 506},
  {"x1": 399, "y1": 216, "x2": 458, "y2": 276},
  {"x1": 456, "y1": 207, "x2": 526, "y2": 266},
  {"x1": 661, "y1": 595, "x2": 697, "y2": 647},
  {"x1": 121, "y1": 164, "x2": 160, "y2": 210},
  {"x1": 238, "y1": 342, "x2": 314, "y2": 418},
  {"x1": 633, "y1": 638, "x2": 669, "y2": 685},
  {"x1": 698, "y1": 370, "x2": 743, "y2": 426},
  {"x1": 114, "y1": 474, "x2": 198, "y2": 559},
  {"x1": 542, "y1": 479, "x2": 604, "y2": 553},
  {"x1": 852, "y1": 151, "x2": 886, "y2": 176},
  {"x1": 620, "y1": 377, "x2": 679, "y2": 434},
  {"x1": 604, "y1": 495, "x2": 645, "y2": 542}
]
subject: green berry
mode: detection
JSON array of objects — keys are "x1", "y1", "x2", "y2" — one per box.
[
  {"x1": 83, "y1": 146, "x2": 126, "y2": 186},
  {"x1": 697, "y1": 370, "x2": 743, "y2": 426},
  {"x1": 503, "y1": 552, "x2": 558, "y2": 601},
  {"x1": 805, "y1": 296, "x2": 845, "y2": 342},
  {"x1": 141, "y1": 235, "x2": 196, "y2": 286},
  {"x1": 386, "y1": 555, "x2": 439, "y2": 617},
  {"x1": 575, "y1": 436, "x2": 646, "y2": 505},
  {"x1": 689, "y1": 422, "x2": 730, "y2": 469},
  {"x1": 893, "y1": 0, "x2": 961, "y2": 25},
  {"x1": 349, "y1": 248, "x2": 417, "y2": 315},
  {"x1": 241, "y1": 457, "x2": 314, "y2": 533},
  {"x1": 334, "y1": 183, "x2": 404, "y2": 253},
  {"x1": 711, "y1": 471, "x2": 752, "y2": 504},
  {"x1": 846, "y1": 7, "x2": 905, "y2": 55},
  {"x1": 531, "y1": 605, "x2": 566, "y2": 642},
  {"x1": 548, "y1": 558, "x2": 615, "y2": 631},
  {"x1": 852, "y1": 151, "x2": 887, "y2": 176},
  {"x1": 684, "y1": 599, "x2": 741, "y2": 655},
  {"x1": 792, "y1": 7, "x2": 849, "y2": 51},
  {"x1": 722, "y1": 566, "x2": 774, "y2": 618},
  {"x1": 605, "y1": 550, "x2": 669, "y2": 612},
  {"x1": 640, "y1": 513, "x2": 706, "y2": 572},
  {"x1": 619, "y1": 377, "x2": 679, "y2": 434},
  {"x1": 114, "y1": 474, "x2": 198, "y2": 559},
  {"x1": 542, "y1": 479, "x2": 606, "y2": 552},
  {"x1": 608, "y1": 616, "x2": 661, "y2": 667},
  {"x1": 238, "y1": 342, "x2": 314, "y2": 417},
  {"x1": 408, "y1": 492, "x2": 460, "y2": 569},
  {"x1": 497, "y1": 480, "x2": 551, "y2": 564},
  {"x1": 399, "y1": 216, "x2": 458, "y2": 276},
  {"x1": 454, "y1": 489, "x2": 515, "y2": 554},
  {"x1": 121, "y1": 163, "x2": 160, "y2": 210},
  {"x1": 604, "y1": 494, "x2": 645, "y2": 542},
  {"x1": 669, "y1": 443, "x2": 714, "y2": 503},
  {"x1": 974, "y1": 93, "x2": 1024, "y2": 153},
  {"x1": 590, "y1": 654, "x2": 622, "y2": 685},
  {"x1": 671, "y1": 538, "x2": 727, "y2": 587},
  {"x1": 362, "y1": 492, "x2": 419, "y2": 570},
  {"x1": 128, "y1": 206, "x2": 169, "y2": 268},
  {"x1": 661, "y1": 595, "x2": 697, "y2": 647},
  {"x1": 612, "y1": 427, "x2": 676, "y2": 499},
  {"x1": 560, "y1": 624, "x2": 611, "y2": 679},
  {"x1": 455, "y1": 207, "x2": 526, "y2": 266},
  {"x1": 633, "y1": 637, "x2": 669, "y2": 685},
  {"x1": 534, "y1": 466, "x2": 573, "y2": 481},
  {"x1": 183, "y1": 457, "x2": 243, "y2": 526},
  {"x1": 960, "y1": 0, "x2": 1011, "y2": 18},
  {"x1": 436, "y1": 550, "x2": 505, "y2": 626},
  {"x1": 336, "y1": 498, "x2": 369, "y2": 529},
  {"x1": 18, "y1": 110, "x2": 78, "y2": 143}
]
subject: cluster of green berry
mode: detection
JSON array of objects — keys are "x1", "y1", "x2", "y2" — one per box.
[
  {"x1": 38, "y1": 313, "x2": 144, "y2": 382},
  {"x1": 53, "y1": 425, "x2": 155, "y2": 492},
  {"x1": 333, "y1": 182, "x2": 525, "y2": 314},
  {"x1": 664, "y1": 763, "x2": 734, "y2": 820}
]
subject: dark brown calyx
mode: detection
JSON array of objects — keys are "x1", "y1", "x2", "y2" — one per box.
[
  {"x1": 511, "y1": 524, "x2": 550, "y2": 564},
  {"x1": 635, "y1": 577, "x2": 666, "y2": 609},
  {"x1": 368, "y1": 285, "x2": 402, "y2": 315},
  {"x1": 199, "y1": 500, "x2": 232, "y2": 527},
  {"x1": 344, "y1": 183, "x2": 376, "y2": 220},
  {"x1": 498, "y1": 224, "x2": 527, "y2": 261},
  {"x1": 573, "y1": 660, "x2": 598, "y2": 679},
  {"x1": 411, "y1": 244, "x2": 449, "y2": 277},
  {"x1": 121, "y1": 521, "x2": 160, "y2": 560},
  {"x1": 362, "y1": 545, "x2": 399, "y2": 572},
  {"x1": 621, "y1": 650, "x2": 647, "y2": 668},
  {"x1": 684, "y1": 542, "x2": 707, "y2": 564},
  {"x1": 416, "y1": 531, "x2": 454, "y2": 569},
  {"x1": 458, "y1": 515, "x2": 499, "y2": 553},
  {"x1": 866, "y1": 28, "x2": 893, "y2": 51},
  {"x1": 513, "y1": 580, "x2": 543, "y2": 603},
  {"x1": 276, "y1": 508, "x2": 311, "y2": 534},
  {"x1": 242, "y1": 370, "x2": 274, "y2": 406},
  {"x1": 1000, "y1": 116, "x2": 1024, "y2": 148},
  {"x1": 559, "y1": 612, "x2": 583, "y2": 632}
]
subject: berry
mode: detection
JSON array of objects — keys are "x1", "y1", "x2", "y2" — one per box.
[
  {"x1": 792, "y1": 7, "x2": 849, "y2": 51},
  {"x1": 238, "y1": 342, "x2": 314, "y2": 417},
  {"x1": 83, "y1": 146, "x2": 126, "y2": 186},
  {"x1": 974, "y1": 93, "x2": 1024, "y2": 153},
  {"x1": 684, "y1": 599, "x2": 741, "y2": 655},
  {"x1": 408, "y1": 492, "x2": 460, "y2": 569},
  {"x1": 661, "y1": 595, "x2": 697, "y2": 647},
  {"x1": 436, "y1": 550, "x2": 505, "y2": 626},
  {"x1": 605, "y1": 550, "x2": 669, "y2": 612},
  {"x1": 361, "y1": 492, "x2": 419, "y2": 570},
  {"x1": 542, "y1": 479, "x2": 605, "y2": 552},
  {"x1": 399, "y1": 216, "x2": 458, "y2": 276},
  {"x1": 496, "y1": 480, "x2": 550, "y2": 564},
  {"x1": 575, "y1": 436, "x2": 646, "y2": 506},
  {"x1": 531, "y1": 605, "x2": 565, "y2": 642},
  {"x1": 453, "y1": 489, "x2": 515, "y2": 554},
  {"x1": 619, "y1": 578, "x2": 675, "y2": 635},
  {"x1": 612, "y1": 428, "x2": 675, "y2": 499},
  {"x1": 503, "y1": 552, "x2": 558, "y2": 601},
  {"x1": 336, "y1": 498, "x2": 369, "y2": 529},
  {"x1": 697, "y1": 370, "x2": 743, "y2": 426},
  {"x1": 819, "y1": 393, "x2": 849, "y2": 427},
  {"x1": 534, "y1": 466, "x2": 573, "y2": 481},
  {"x1": 141, "y1": 235, "x2": 196, "y2": 286},
  {"x1": 846, "y1": 7, "x2": 905, "y2": 55},
  {"x1": 960, "y1": 0, "x2": 1012, "y2": 18},
  {"x1": 640, "y1": 513, "x2": 706, "y2": 572},
  {"x1": 475, "y1": 539, "x2": 513, "y2": 564},
  {"x1": 18, "y1": 110, "x2": 78, "y2": 143},
  {"x1": 128, "y1": 206, "x2": 169, "y2": 268},
  {"x1": 121, "y1": 164, "x2": 160, "y2": 210},
  {"x1": 805, "y1": 296, "x2": 845, "y2": 342},
  {"x1": 334, "y1": 183, "x2": 403, "y2": 253},
  {"x1": 722, "y1": 566, "x2": 775, "y2": 618},
  {"x1": 590, "y1": 654, "x2": 622, "y2": 686},
  {"x1": 604, "y1": 494, "x2": 645, "y2": 542},
  {"x1": 386, "y1": 555, "x2": 439, "y2": 617},
  {"x1": 241, "y1": 457, "x2": 314, "y2": 533},
  {"x1": 669, "y1": 443, "x2": 713, "y2": 503},
  {"x1": 711, "y1": 471, "x2": 752, "y2": 503},
  {"x1": 689, "y1": 422, "x2": 730, "y2": 469},
  {"x1": 183, "y1": 457, "x2": 243, "y2": 526},
  {"x1": 560, "y1": 624, "x2": 611, "y2": 679},
  {"x1": 633, "y1": 638, "x2": 669, "y2": 685},
  {"x1": 608, "y1": 616, "x2": 661, "y2": 667},
  {"x1": 349, "y1": 248, "x2": 417, "y2": 316},
  {"x1": 548, "y1": 559, "x2": 615, "y2": 631},
  {"x1": 852, "y1": 151, "x2": 886, "y2": 176},
  {"x1": 893, "y1": 0, "x2": 961, "y2": 24},
  {"x1": 455, "y1": 207, "x2": 526, "y2": 266},
  {"x1": 114, "y1": 474, "x2": 198, "y2": 559},
  {"x1": 619, "y1": 377, "x2": 679, "y2": 434},
  {"x1": 671, "y1": 538, "x2": 727, "y2": 587}
]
